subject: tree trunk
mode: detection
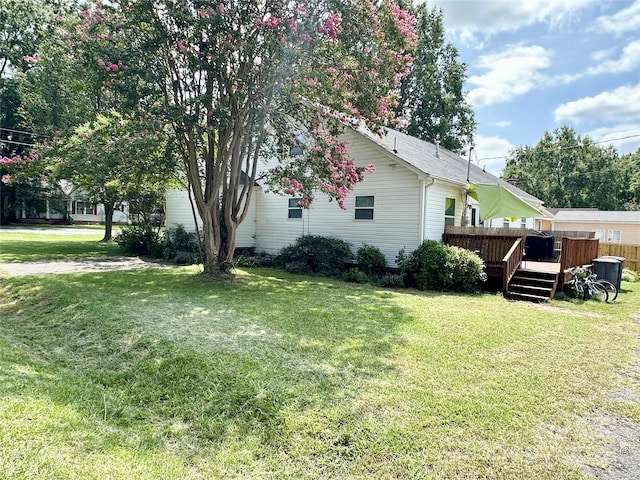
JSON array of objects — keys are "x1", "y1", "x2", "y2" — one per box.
[{"x1": 101, "y1": 203, "x2": 114, "y2": 242}]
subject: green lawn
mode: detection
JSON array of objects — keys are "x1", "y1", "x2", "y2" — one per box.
[
  {"x1": 0, "y1": 233, "x2": 639, "y2": 479},
  {"x1": 0, "y1": 232, "x2": 123, "y2": 262}
]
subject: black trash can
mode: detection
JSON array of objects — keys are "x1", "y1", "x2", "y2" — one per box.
[
  {"x1": 598, "y1": 256, "x2": 625, "y2": 289},
  {"x1": 592, "y1": 258, "x2": 622, "y2": 290}
]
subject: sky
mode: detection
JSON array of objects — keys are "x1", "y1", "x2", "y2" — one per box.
[{"x1": 428, "y1": 0, "x2": 640, "y2": 176}]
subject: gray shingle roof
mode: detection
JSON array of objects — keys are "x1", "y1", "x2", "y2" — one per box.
[{"x1": 353, "y1": 125, "x2": 543, "y2": 205}]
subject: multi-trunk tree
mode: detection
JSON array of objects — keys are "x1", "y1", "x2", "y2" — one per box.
[{"x1": 75, "y1": 0, "x2": 417, "y2": 275}]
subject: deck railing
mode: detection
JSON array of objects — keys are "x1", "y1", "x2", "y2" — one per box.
[
  {"x1": 443, "y1": 228, "x2": 525, "y2": 285},
  {"x1": 502, "y1": 238, "x2": 523, "y2": 293},
  {"x1": 559, "y1": 237, "x2": 600, "y2": 281}
]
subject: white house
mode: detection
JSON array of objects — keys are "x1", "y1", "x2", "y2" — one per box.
[{"x1": 165, "y1": 125, "x2": 546, "y2": 266}]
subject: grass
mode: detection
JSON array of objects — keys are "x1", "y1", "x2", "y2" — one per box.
[
  {"x1": 0, "y1": 233, "x2": 639, "y2": 479},
  {"x1": 0, "y1": 232, "x2": 123, "y2": 262}
]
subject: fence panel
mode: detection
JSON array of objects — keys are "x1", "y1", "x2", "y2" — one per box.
[{"x1": 598, "y1": 243, "x2": 639, "y2": 272}]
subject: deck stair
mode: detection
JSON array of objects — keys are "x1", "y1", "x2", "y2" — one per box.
[{"x1": 506, "y1": 268, "x2": 558, "y2": 302}]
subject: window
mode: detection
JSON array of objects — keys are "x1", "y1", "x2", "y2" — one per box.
[
  {"x1": 444, "y1": 197, "x2": 456, "y2": 227},
  {"x1": 73, "y1": 201, "x2": 94, "y2": 215},
  {"x1": 607, "y1": 229, "x2": 621, "y2": 243},
  {"x1": 593, "y1": 229, "x2": 605, "y2": 241},
  {"x1": 355, "y1": 195, "x2": 374, "y2": 220},
  {"x1": 289, "y1": 134, "x2": 305, "y2": 156},
  {"x1": 288, "y1": 198, "x2": 302, "y2": 219},
  {"x1": 503, "y1": 219, "x2": 510, "y2": 228},
  {"x1": 520, "y1": 217, "x2": 527, "y2": 228}
]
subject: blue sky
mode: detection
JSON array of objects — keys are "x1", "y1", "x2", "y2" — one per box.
[{"x1": 429, "y1": 0, "x2": 640, "y2": 176}]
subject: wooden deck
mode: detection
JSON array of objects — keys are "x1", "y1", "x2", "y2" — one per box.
[
  {"x1": 519, "y1": 261, "x2": 561, "y2": 274},
  {"x1": 443, "y1": 226, "x2": 599, "y2": 297}
]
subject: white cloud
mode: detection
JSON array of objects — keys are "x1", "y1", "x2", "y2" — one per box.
[
  {"x1": 473, "y1": 134, "x2": 515, "y2": 176},
  {"x1": 591, "y1": 0, "x2": 640, "y2": 34},
  {"x1": 430, "y1": 0, "x2": 594, "y2": 42},
  {"x1": 467, "y1": 45, "x2": 552, "y2": 107},
  {"x1": 554, "y1": 83, "x2": 640, "y2": 123},
  {"x1": 586, "y1": 124, "x2": 640, "y2": 154},
  {"x1": 585, "y1": 40, "x2": 640, "y2": 76},
  {"x1": 492, "y1": 121, "x2": 512, "y2": 127}
]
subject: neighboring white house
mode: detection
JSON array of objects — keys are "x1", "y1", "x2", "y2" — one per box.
[{"x1": 165, "y1": 125, "x2": 546, "y2": 266}]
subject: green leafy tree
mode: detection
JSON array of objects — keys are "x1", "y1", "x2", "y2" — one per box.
[
  {"x1": 0, "y1": 0, "x2": 60, "y2": 222},
  {"x1": 78, "y1": 0, "x2": 417, "y2": 275},
  {"x1": 503, "y1": 126, "x2": 628, "y2": 209},
  {"x1": 45, "y1": 112, "x2": 175, "y2": 241},
  {"x1": 396, "y1": 5, "x2": 475, "y2": 153}
]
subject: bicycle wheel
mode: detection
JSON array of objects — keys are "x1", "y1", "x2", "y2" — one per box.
[
  {"x1": 596, "y1": 280, "x2": 618, "y2": 301},
  {"x1": 586, "y1": 282, "x2": 609, "y2": 302}
]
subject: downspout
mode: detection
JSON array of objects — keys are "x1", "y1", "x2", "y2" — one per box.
[{"x1": 419, "y1": 176, "x2": 435, "y2": 243}]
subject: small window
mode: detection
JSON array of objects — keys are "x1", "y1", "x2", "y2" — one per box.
[
  {"x1": 607, "y1": 229, "x2": 621, "y2": 243},
  {"x1": 520, "y1": 217, "x2": 527, "y2": 228},
  {"x1": 503, "y1": 219, "x2": 510, "y2": 228},
  {"x1": 288, "y1": 198, "x2": 302, "y2": 219},
  {"x1": 593, "y1": 230, "x2": 605, "y2": 241},
  {"x1": 355, "y1": 195, "x2": 374, "y2": 220},
  {"x1": 444, "y1": 197, "x2": 455, "y2": 227},
  {"x1": 289, "y1": 134, "x2": 305, "y2": 156}
]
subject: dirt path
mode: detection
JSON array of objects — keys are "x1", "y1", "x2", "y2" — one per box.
[{"x1": 0, "y1": 257, "x2": 173, "y2": 277}]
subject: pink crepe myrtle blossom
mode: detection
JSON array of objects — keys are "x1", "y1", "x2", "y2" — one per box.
[
  {"x1": 23, "y1": 54, "x2": 40, "y2": 64},
  {"x1": 320, "y1": 13, "x2": 341, "y2": 39},
  {"x1": 1, "y1": 174, "x2": 11, "y2": 184}
]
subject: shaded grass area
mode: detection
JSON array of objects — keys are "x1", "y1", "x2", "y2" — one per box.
[
  {"x1": 0, "y1": 232, "x2": 123, "y2": 262},
  {"x1": 0, "y1": 265, "x2": 638, "y2": 479}
]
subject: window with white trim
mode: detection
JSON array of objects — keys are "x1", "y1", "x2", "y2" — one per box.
[
  {"x1": 72, "y1": 201, "x2": 94, "y2": 215},
  {"x1": 355, "y1": 195, "x2": 374, "y2": 220},
  {"x1": 593, "y1": 230, "x2": 605, "y2": 241},
  {"x1": 288, "y1": 198, "x2": 302, "y2": 219},
  {"x1": 520, "y1": 217, "x2": 527, "y2": 228},
  {"x1": 444, "y1": 197, "x2": 456, "y2": 227},
  {"x1": 607, "y1": 229, "x2": 621, "y2": 243}
]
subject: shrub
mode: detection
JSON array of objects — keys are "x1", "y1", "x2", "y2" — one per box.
[
  {"x1": 115, "y1": 222, "x2": 164, "y2": 257},
  {"x1": 356, "y1": 244, "x2": 387, "y2": 276},
  {"x1": 398, "y1": 240, "x2": 485, "y2": 292},
  {"x1": 163, "y1": 224, "x2": 201, "y2": 265},
  {"x1": 234, "y1": 252, "x2": 277, "y2": 268},
  {"x1": 340, "y1": 268, "x2": 370, "y2": 284},
  {"x1": 277, "y1": 235, "x2": 353, "y2": 276},
  {"x1": 622, "y1": 268, "x2": 639, "y2": 283}
]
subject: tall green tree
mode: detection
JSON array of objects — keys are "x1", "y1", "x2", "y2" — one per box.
[
  {"x1": 78, "y1": 0, "x2": 417, "y2": 275},
  {"x1": 0, "y1": 0, "x2": 61, "y2": 222},
  {"x1": 396, "y1": 5, "x2": 475, "y2": 154},
  {"x1": 503, "y1": 126, "x2": 629, "y2": 210},
  {"x1": 47, "y1": 113, "x2": 175, "y2": 241}
]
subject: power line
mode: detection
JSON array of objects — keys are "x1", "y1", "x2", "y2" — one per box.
[
  {"x1": 0, "y1": 139, "x2": 36, "y2": 147},
  {"x1": 478, "y1": 132, "x2": 640, "y2": 162},
  {"x1": 0, "y1": 126, "x2": 40, "y2": 137}
]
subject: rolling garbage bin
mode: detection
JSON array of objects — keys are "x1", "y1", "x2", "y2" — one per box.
[
  {"x1": 592, "y1": 257, "x2": 623, "y2": 290},
  {"x1": 598, "y1": 256, "x2": 625, "y2": 289}
]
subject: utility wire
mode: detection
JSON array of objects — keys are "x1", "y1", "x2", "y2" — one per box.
[{"x1": 478, "y1": 132, "x2": 640, "y2": 162}]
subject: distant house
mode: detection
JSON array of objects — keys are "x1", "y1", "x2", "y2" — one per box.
[
  {"x1": 551, "y1": 209, "x2": 640, "y2": 245},
  {"x1": 166, "y1": 125, "x2": 547, "y2": 266}
]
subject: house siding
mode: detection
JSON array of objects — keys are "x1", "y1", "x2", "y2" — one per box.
[
  {"x1": 552, "y1": 220, "x2": 640, "y2": 245},
  {"x1": 165, "y1": 188, "x2": 257, "y2": 248}
]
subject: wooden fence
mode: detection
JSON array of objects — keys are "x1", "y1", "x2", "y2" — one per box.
[
  {"x1": 598, "y1": 243, "x2": 639, "y2": 272},
  {"x1": 559, "y1": 238, "x2": 600, "y2": 281}
]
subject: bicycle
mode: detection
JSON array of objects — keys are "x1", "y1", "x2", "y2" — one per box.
[{"x1": 568, "y1": 266, "x2": 615, "y2": 303}]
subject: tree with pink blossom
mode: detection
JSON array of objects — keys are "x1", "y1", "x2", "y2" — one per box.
[{"x1": 76, "y1": 0, "x2": 416, "y2": 275}]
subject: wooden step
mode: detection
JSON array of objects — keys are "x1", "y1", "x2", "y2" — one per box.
[
  {"x1": 506, "y1": 267, "x2": 559, "y2": 303},
  {"x1": 507, "y1": 291, "x2": 551, "y2": 303}
]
